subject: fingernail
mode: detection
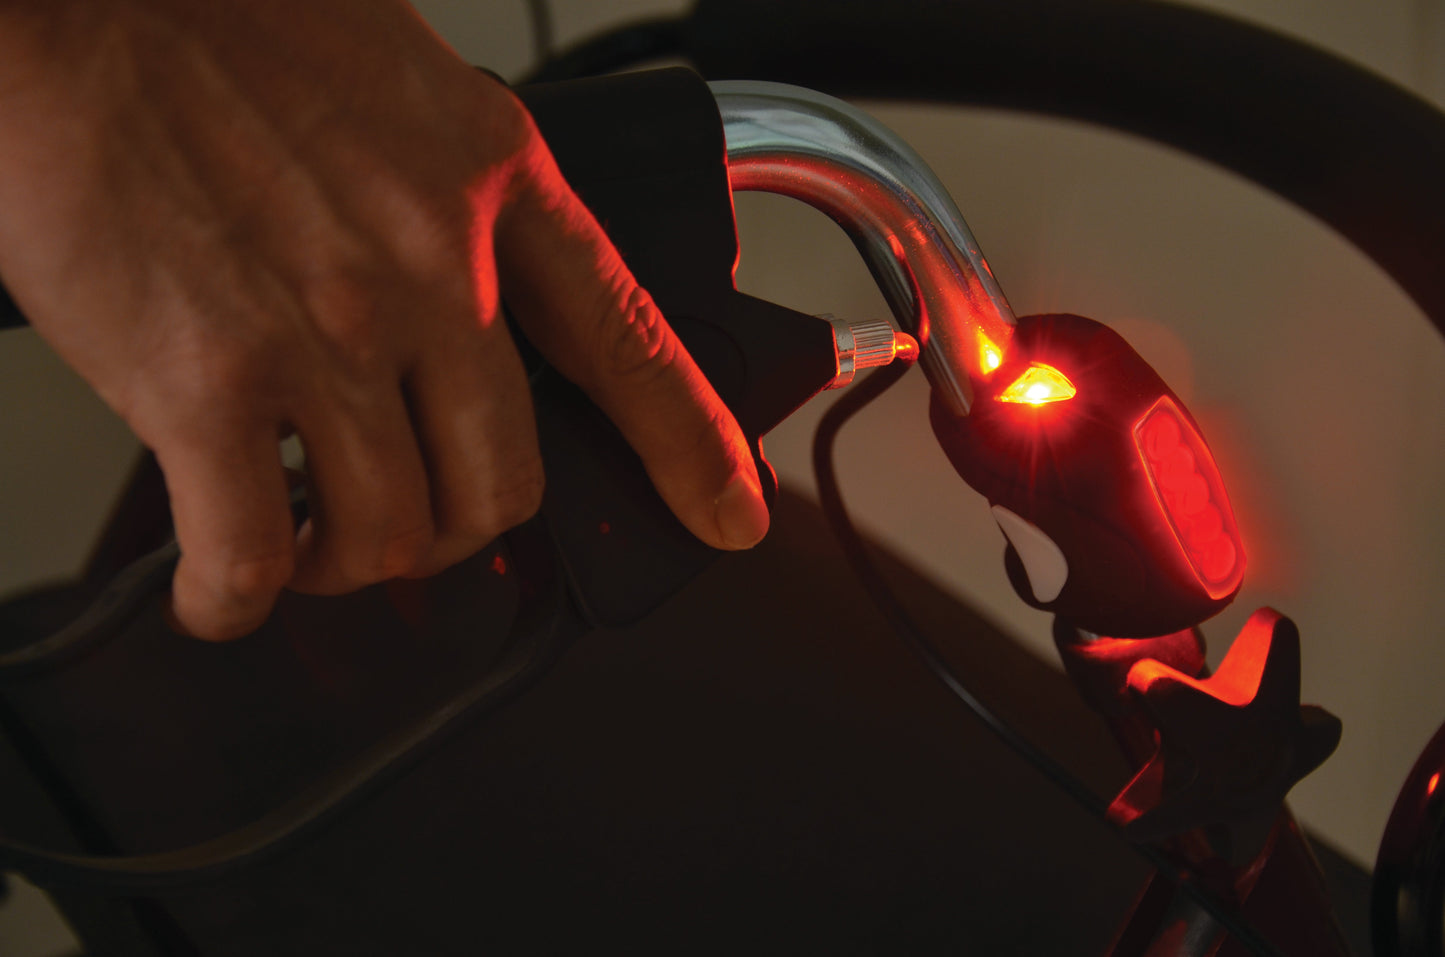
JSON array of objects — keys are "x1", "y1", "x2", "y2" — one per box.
[{"x1": 715, "y1": 473, "x2": 770, "y2": 549}]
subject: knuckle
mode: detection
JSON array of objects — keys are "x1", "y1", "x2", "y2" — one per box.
[
  {"x1": 301, "y1": 270, "x2": 387, "y2": 367},
  {"x1": 490, "y1": 464, "x2": 546, "y2": 530},
  {"x1": 343, "y1": 520, "x2": 435, "y2": 584},
  {"x1": 213, "y1": 550, "x2": 294, "y2": 606},
  {"x1": 130, "y1": 291, "x2": 294, "y2": 419},
  {"x1": 169, "y1": 340, "x2": 285, "y2": 419},
  {"x1": 474, "y1": 88, "x2": 568, "y2": 220},
  {"x1": 450, "y1": 462, "x2": 546, "y2": 544},
  {"x1": 471, "y1": 81, "x2": 535, "y2": 167},
  {"x1": 373, "y1": 178, "x2": 472, "y2": 285},
  {"x1": 597, "y1": 283, "x2": 677, "y2": 385}
]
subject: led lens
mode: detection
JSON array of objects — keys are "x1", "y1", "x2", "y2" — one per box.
[
  {"x1": 996, "y1": 364, "x2": 1077, "y2": 405},
  {"x1": 1135, "y1": 397, "x2": 1245, "y2": 598}
]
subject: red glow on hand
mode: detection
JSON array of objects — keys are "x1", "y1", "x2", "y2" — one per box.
[
  {"x1": 996, "y1": 363, "x2": 1077, "y2": 405},
  {"x1": 1136, "y1": 397, "x2": 1245, "y2": 599},
  {"x1": 1429, "y1": 772, "x2": 1440, "y2": 797}
]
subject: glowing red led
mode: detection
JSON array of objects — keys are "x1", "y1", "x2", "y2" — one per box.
[
  {"x1": 1135, "y1": 397, "x2": 1245, "y2": 599},
  {"x1": 996, "y1": 363, "x2": 1077, "y2": 405},
  {"x1": 978, "y1": 333, "x2": 1004, "y2": 374}
]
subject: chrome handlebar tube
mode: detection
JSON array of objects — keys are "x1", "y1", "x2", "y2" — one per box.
[{"x1": 712, "y1": 80, "x2": 1016, "y2": 415}]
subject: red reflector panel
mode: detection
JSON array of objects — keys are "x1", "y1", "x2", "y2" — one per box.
[{"x1": 1135, "y1": 397, "x2": 1245, "y2": 599}]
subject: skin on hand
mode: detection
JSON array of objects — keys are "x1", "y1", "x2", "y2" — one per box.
[{"x1": 0, "y1": 0, "x2": 769, "y2": 640}]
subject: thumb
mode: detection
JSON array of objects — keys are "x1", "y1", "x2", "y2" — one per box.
[{"x1": 493, "y1": 135, "x2": 769, "y2": 551}]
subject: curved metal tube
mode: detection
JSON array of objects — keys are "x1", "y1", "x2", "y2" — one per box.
[{"x1": 712, "y1": 80, "x2": 1015, "y2": 415}]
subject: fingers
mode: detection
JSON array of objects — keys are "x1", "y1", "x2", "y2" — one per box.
[
  {"x1": 157, "y1": 421, "x2": 295, "y2": 642},
  {"x1": 163, "y1": 338, "x2": 529, "y2": 632},
  {"x1": 151, "y1": 88, "x2": 763, "y2": 651},
  {"x1": 493, "y1": 136, "x2": 769, "y2": 551},
  {"x1": 403, "y1": 313, "x2": 544, "y2": 578},
  {"x1": 287, "y1": 387, "x2": 435, "y2": 596}
]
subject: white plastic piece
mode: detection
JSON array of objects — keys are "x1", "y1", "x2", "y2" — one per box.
[{"x1": 991, "y1": 505, "x2": 1069, "y2": 603}]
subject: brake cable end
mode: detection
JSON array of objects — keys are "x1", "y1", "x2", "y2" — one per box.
[{"x1": 823, "y1": 316, "x2": 919, "y2": 389}]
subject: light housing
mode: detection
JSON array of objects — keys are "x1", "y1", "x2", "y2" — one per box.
[{"x1": 930, "y1": 313, "x2": 1246, "y2": 638}]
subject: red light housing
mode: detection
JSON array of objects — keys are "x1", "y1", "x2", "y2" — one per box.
[
  {"x1": 931, "y1": 313, "x2": 1246, "y2": 638},
  {"x1": 1135, "y1": 397, "x2": 1245, "y2": 599}
]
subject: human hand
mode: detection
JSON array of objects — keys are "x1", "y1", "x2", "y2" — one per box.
[{"x1": 0, "y1": 0, "x2": 768, "y2": 640}]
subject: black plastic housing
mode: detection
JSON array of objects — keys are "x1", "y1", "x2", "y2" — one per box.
[{"x1": 930, "y1": 314, "x2": 1240, "y2": 638}]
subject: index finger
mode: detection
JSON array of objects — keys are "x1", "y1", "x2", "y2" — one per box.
[{"x1": 493, "y1": 133, "x2": 769, "y2": 551}]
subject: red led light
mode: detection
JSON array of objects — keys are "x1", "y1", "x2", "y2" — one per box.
[
  {"x1": 996, "y1": 363, "x2": 1077, "y2": 405},
  {"x1": 1135, "y1": 397, "x2": 1245, "y2": 599},
  {"x1": 978, "y1": 332, "x2": 1004, "y2": 374}
]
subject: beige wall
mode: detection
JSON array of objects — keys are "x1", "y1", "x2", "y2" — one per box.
[{"x1": 1, "y1": 11, "x2": 1441, "y2": 934}]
